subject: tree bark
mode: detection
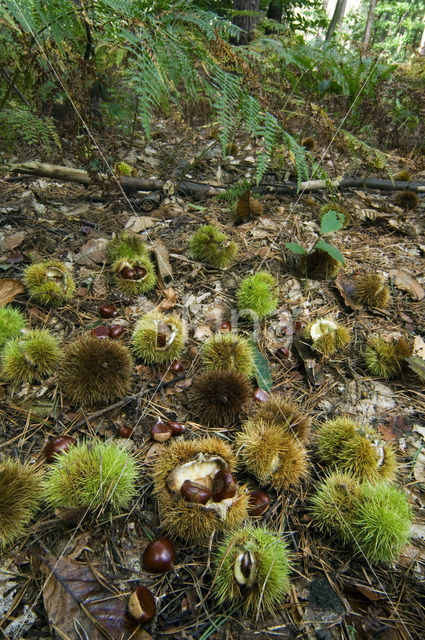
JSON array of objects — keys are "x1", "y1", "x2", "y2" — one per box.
[
  {"x1": 418, "y1": 15, "x2": 425, "y2": 55},
  {"x1": 267, "y1": 0, "x2": 282, "y2": 22},
  {"x1": 325, "y1": 0, "x2": 348, "y2": 40},
  {"x1": 362, "y1": 0, "x2": 379, "y2": 51},
  {"x1": 230, "y1": 0, "x2": 260, "y2": 45}
]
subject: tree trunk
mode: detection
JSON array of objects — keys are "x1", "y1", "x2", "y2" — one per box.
[
  {"x1": 230, "y1": 0, "x2": 260, "y2": 45},
  {"x1": 362, "y1": 0, "x2": 379, "y2": 51},
  {"x1": 418, "y1": 16, "x2": 425, "y2": 55},
  {"x1": 267, "y1": 1, "x2": 282, "y2": 22},
  {"x1": 325, "y1": 0, "x2": 348, "y2": 41}
]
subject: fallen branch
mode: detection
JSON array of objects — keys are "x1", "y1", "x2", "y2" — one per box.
[{"x1": 5, "y1": 161, "x2": 425, "y2": 197}]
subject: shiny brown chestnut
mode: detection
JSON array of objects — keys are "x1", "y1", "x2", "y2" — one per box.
[
  {"x1": 142, "y1": 537, "x2": 175, "y2": 573},
  {"x1": 240, "y1": 551, "x2": 254, "y2": 579},
  {"x1": 127, "y1": 586, "x2": 156, "y2": 624},
  {"x1": 151, "y1": 421, "x2": 173, "y2": 443},
  {"x1": 91, "y1": 325, "x2": 109, "y2": 339},
  {"x1": 276, "y1": 346, "x2": 290, "y2": 358},
  {"x1": 253, "y1": 388, "x2": 269, "y2": 403},
  {"x1": 170, "y1": 360, "x2": 184, "y2": 373},
  {"x1": 212, "y1": 469, "x2": 236, "y2": 502},
  {"x1": 220, "y1": 320, "x2": 231, "y2": 332},
  {"x1": 44, "y1": 436, "x2": 77, "y2": 462},
  {"x1": 133, "y1": 266, "x2": 147, "y2": 280},
  {"x1": 120, "y1": 266, "x2": 134, "y2": 280},
  {"x1": 294, "y1": 320, "x2": 302, "y2": 333},
  {"x1": 100, "y1": 303, "x2": 118, "y2": 318},
  {"x1": 181, "y1": 480, "x2": 211, "y2": 504},
  {"x1": 118, "y1": 426, "x2": 133, "y2": 438},
  {"x1": 157, "y1": 332, "x2": 167, "y2": 348},
  {"x1": 248, "y1": 490, "x2": 270, "y2": 516},
  {"x1": 109, "y1": 324, "x2": 124, "y2": 339},
  {"x1": 166, "y1": 420, "x2": 185, "y2": 435}
]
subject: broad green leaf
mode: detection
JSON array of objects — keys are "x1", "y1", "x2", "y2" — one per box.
[
  {"x1": 315, "y1": 239, "x2": 345, "y2": 265},
  {"x1": 320, "y1": 209, "x2": 345, "y2": 234},
  {"x1": 286, "y1": 242, "x2": 307, "y2": 255},
  {"x1": 248, "y1": 339, "x2": 273, "y2": 392}
]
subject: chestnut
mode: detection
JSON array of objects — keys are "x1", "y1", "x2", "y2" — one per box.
[
  {"x1": 157, "y1": 332, "x2": 167, "y2": 348},
  {"x1": 248, "y1": 490, "x2": 270, "y2": 517},
  {"x1": 212, "y1": 469, "x2": 236, "y2": 502},
  {"x1": 44, "y1": 436, "x2": 76, "y2": 462},
  {"x1": 91, "y1": 325, "x2": 109, "y2": 339},
  {"x1": 100, "y1": 303, "x2": 118, "y2": 318},
  {"x1": 166, "y1": 420, "x2": 185, "y2": 435},
  {"x1": 133, "y1": 266, "x2": 147, "y2": 280},
  {"x1": 118, "y1": 426, "x2": 133, "y2": 438},
  {"x1": 171, "y1": 360, "x2": 184, "y2": 373},
  {"x1": 109, "y1": 324, "x2": 124, "y2": 340},
  {"x1": 294, "y1": 321, "x2": 302, "y2": 333},
  {"x1": 120, "y1": 266, "x2": 134, "y2": 280},
  {"x1": 142, "y1": 537, "x2": 175, "y2": 573},
  {"x1": 276, "y1": 346, "x2": 290, "y2": 358},
  {"x1": 253, "y1": 388, "x2": 269, "y2": 403},
  {"x1": 240, "y1": 551, "x2": 254, "y2": 580},
  {"x1": 220, "y1": 320, "x2": 231, "y2": 332},
  {"x1": 127, "y1": 586, "x2": 156, "y2": 624},
  {"x1": 181, "y1": 480, "x2": 211, "y2": 504},
  {"x1": 151, "y1": 421, "x2": 173, "y2": 442}
]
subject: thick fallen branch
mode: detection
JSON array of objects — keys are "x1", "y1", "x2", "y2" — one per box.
[{"x1": 5, "y1": 161, "x2": 425, "y2": 197}]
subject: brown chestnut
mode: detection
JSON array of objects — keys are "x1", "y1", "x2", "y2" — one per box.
[
  {"x1": 91, "y1": 325, "x2": 109, "y2": 339},
  {"x1": 118, "y1": 426, "x2": 133, "y2": 438},
  {"x1": 142, "y1": 537, "x2": 175, "y2": 573},
  {"x1": 127, "y1": 586, "x2": 156, "y2": 624},
  {"x1": 248, "y1": 490, "x2": 270, "y2": 517},
  {"x1": 100, "y1": 303, "x2": 118, "y2": 318},
  {"x1": 276, "y1": 346, "x2": 290, "y2": 358},
  {"x1": 120, "y1": 266, "x2": 134, "y2": 280},
  {"x1": 166, "y1": 420, "x2": 185, "y2": 435},
  {"x1": 253, "y1": 388, "x2": 269, "y2": 403},
  {"x1": 212, "y1": 469, "x2": 236, "y2": 502},
  {"x1": 294, "y1": 320, "x2": 302, "y2": 333},
  {"x1": 240, "y1": 551, "x2": 254, "y2": 580},
  {"x1": 170, "y1": 360, "x2": 184, "y2": 373},
  {"x1": 44, "y1": 436, "x2": 76, "y2": 462},
  {"x1": 157, "y1": 332, "x2": 167, "y2": 348},
  {"x1": 133, "y1": 266, "x2": 147, "y2": 280},
  {"x1": 181, "y1": 480, "x2": 211, "y2": 504},
  {"x1": 220, "y1": 320, "x2": 231, "y2": 332},
  {"x1": 108, "y1": 324, "x2": 124, "y2": 339},
  {"x1": 151, "y1": 421, "x2": 173, "y2": 443}
]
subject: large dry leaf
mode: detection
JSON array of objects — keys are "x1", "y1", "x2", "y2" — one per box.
[
  {"x1": 334, "y1": 274, "x2": 362, "y2": 310},
  {"x1": 152, "y1": 240, "x2": 172, "y2": 281},
  {"x1": 157, "y1": 287, "x2": 177, "y2": 311},
  {"x1": 2, "y1": 231, "x2": 26, "y2": 250},
  {"x1": 76, "y1": 238, "x2": 109, "y2": 266},
  {"x1": 40, "y1": 552, "x2": 152, "y2": 640},
  {"x1": 389, "y1": 269, "x2": 425, "y2": 301},
  {"x1": 293, "y1": 335, "x2": 324, "y2": 386},
  {"x1": 0, "y1": 278, "x2": 24, "y2": 305},
  {"x1": 124, "y1": 216, "x2": 155, "y2": 232}
]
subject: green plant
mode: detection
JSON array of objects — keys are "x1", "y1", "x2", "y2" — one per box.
[
  {"x1": 212, "y1": 524, "x2": 291, "y2": 616},
  {"x1": 23, "y1": 260, "x2": 76, "y2": 307},
  {"x1": 237, "y1": 271, "x2": 278, "y2": 319},
  {"x1": 236, "y1": 419, "x2": 308, "y2": 490},
  {"x1": 316, "y1": 416, "x2": 397, "y2": 483},
  {"x1": 286, "y1": 209, "x2": 345, "y2": 279},
  {"x1": 353, "y1": 482, "x2": 412, "y2": 564},
  {"x1": 1, "y1": 329, "x2": 61, "y2": 384},
  {"x1": 0, "y1": 108, "x2": 60, "y2": 152},
  {"x1": 43, "y1": 440, "x2": 138, "y2": 514},
  {"x1": 0, "y1": 457, "x2": 43, "y2": 547},
  {"x1": 200, "y1": 333, "x2": 254, "y2": 377},
  {"x1": 59, "y1": 336, "x2": 133, "y2": 405},
  {"x1": 310, "y1": 472, "x2": 362, "y2": 543},
  {"x1": 303, "y1": 318, "x2": 351, "y2": 356},
  {"x1": 189, "y1": 370, "x2": 252, "y2": 427},
  {"x1": 319, "y1": 202, "x2": 351, "y2": 227},
  {"x1": 0, "y1": 305, "x2": 26, "y2": 351},
  {"x1": 132, "y1": 311, "x2": 185, "y2": 365},
  {"x1": 189, "y1": 224, "x2": 238, "y2": 268}
]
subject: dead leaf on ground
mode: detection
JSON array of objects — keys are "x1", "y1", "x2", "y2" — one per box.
[
  {"x1": 413, "y1": 335, "x2": 425, "y2": 358},
  {"x1": 156, "y1": 287, "x2": 177, "y2": 311},
  {"x1": 293, "y1": 335, "x2": 324, "y2": 386},
  {"x1": 335, "y1": 274, "x2": 362, "y2": 310},
  {"x1": 152, "y1": 240, "x2": 172, "y2": 282},
  {"x1": 40, "y1": 552, "x2": 151, "y2": 640},
  {"x1": 2, "y1": 231, "x2": 26, "y2": 250},
  {"x1": 389, "y1": 269, "x2": 425, "y2": 301},
  {"x1": 0, "y1": 278, "x2": 24, "y2": 305},
  {"x1": 124, "y1": 216, "x2": 155, "y2": 232},
  {"x1": 76, "y1": 238, "x2": 109, "y2": 265},
  {"x1": 378, "y1": 415, "x2": 411, "y2": 441}
]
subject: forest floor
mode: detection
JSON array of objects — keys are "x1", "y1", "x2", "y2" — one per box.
[{"x1": 0, "y1": 116, "x2": 425, "y2": 640}]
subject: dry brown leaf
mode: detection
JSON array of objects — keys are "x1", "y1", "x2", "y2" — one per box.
[
  {"x1": 124, "y1": 216, "x2": 155, "y2": 232},
  {"x1": 413, "y1": 336, "x2": 425, "y2": 358},
  {"x1": 152, "y1": 240, "x2": 172, "y2": 281},
  {"x1": 334, "y1": 274, "x2": 362, "y2": 310},
  {"x1": 389, "y1": 269, "x2": 425, "y2": 301},
  {"x1": 3, "y1": 231, "x2": 26, "y2": 250},
  {"x1": 76, "y1": 238, "x2": 108, "y2": 266},
  {"x1": 157, "y1": 287, "x2": 177, "y2": 311},
  {"x1": 40, "y1": 552, "x2": 151, "y2": 640},
  {"x1": 0, "y1": 278, "x2": 24, "y2": 306}
]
